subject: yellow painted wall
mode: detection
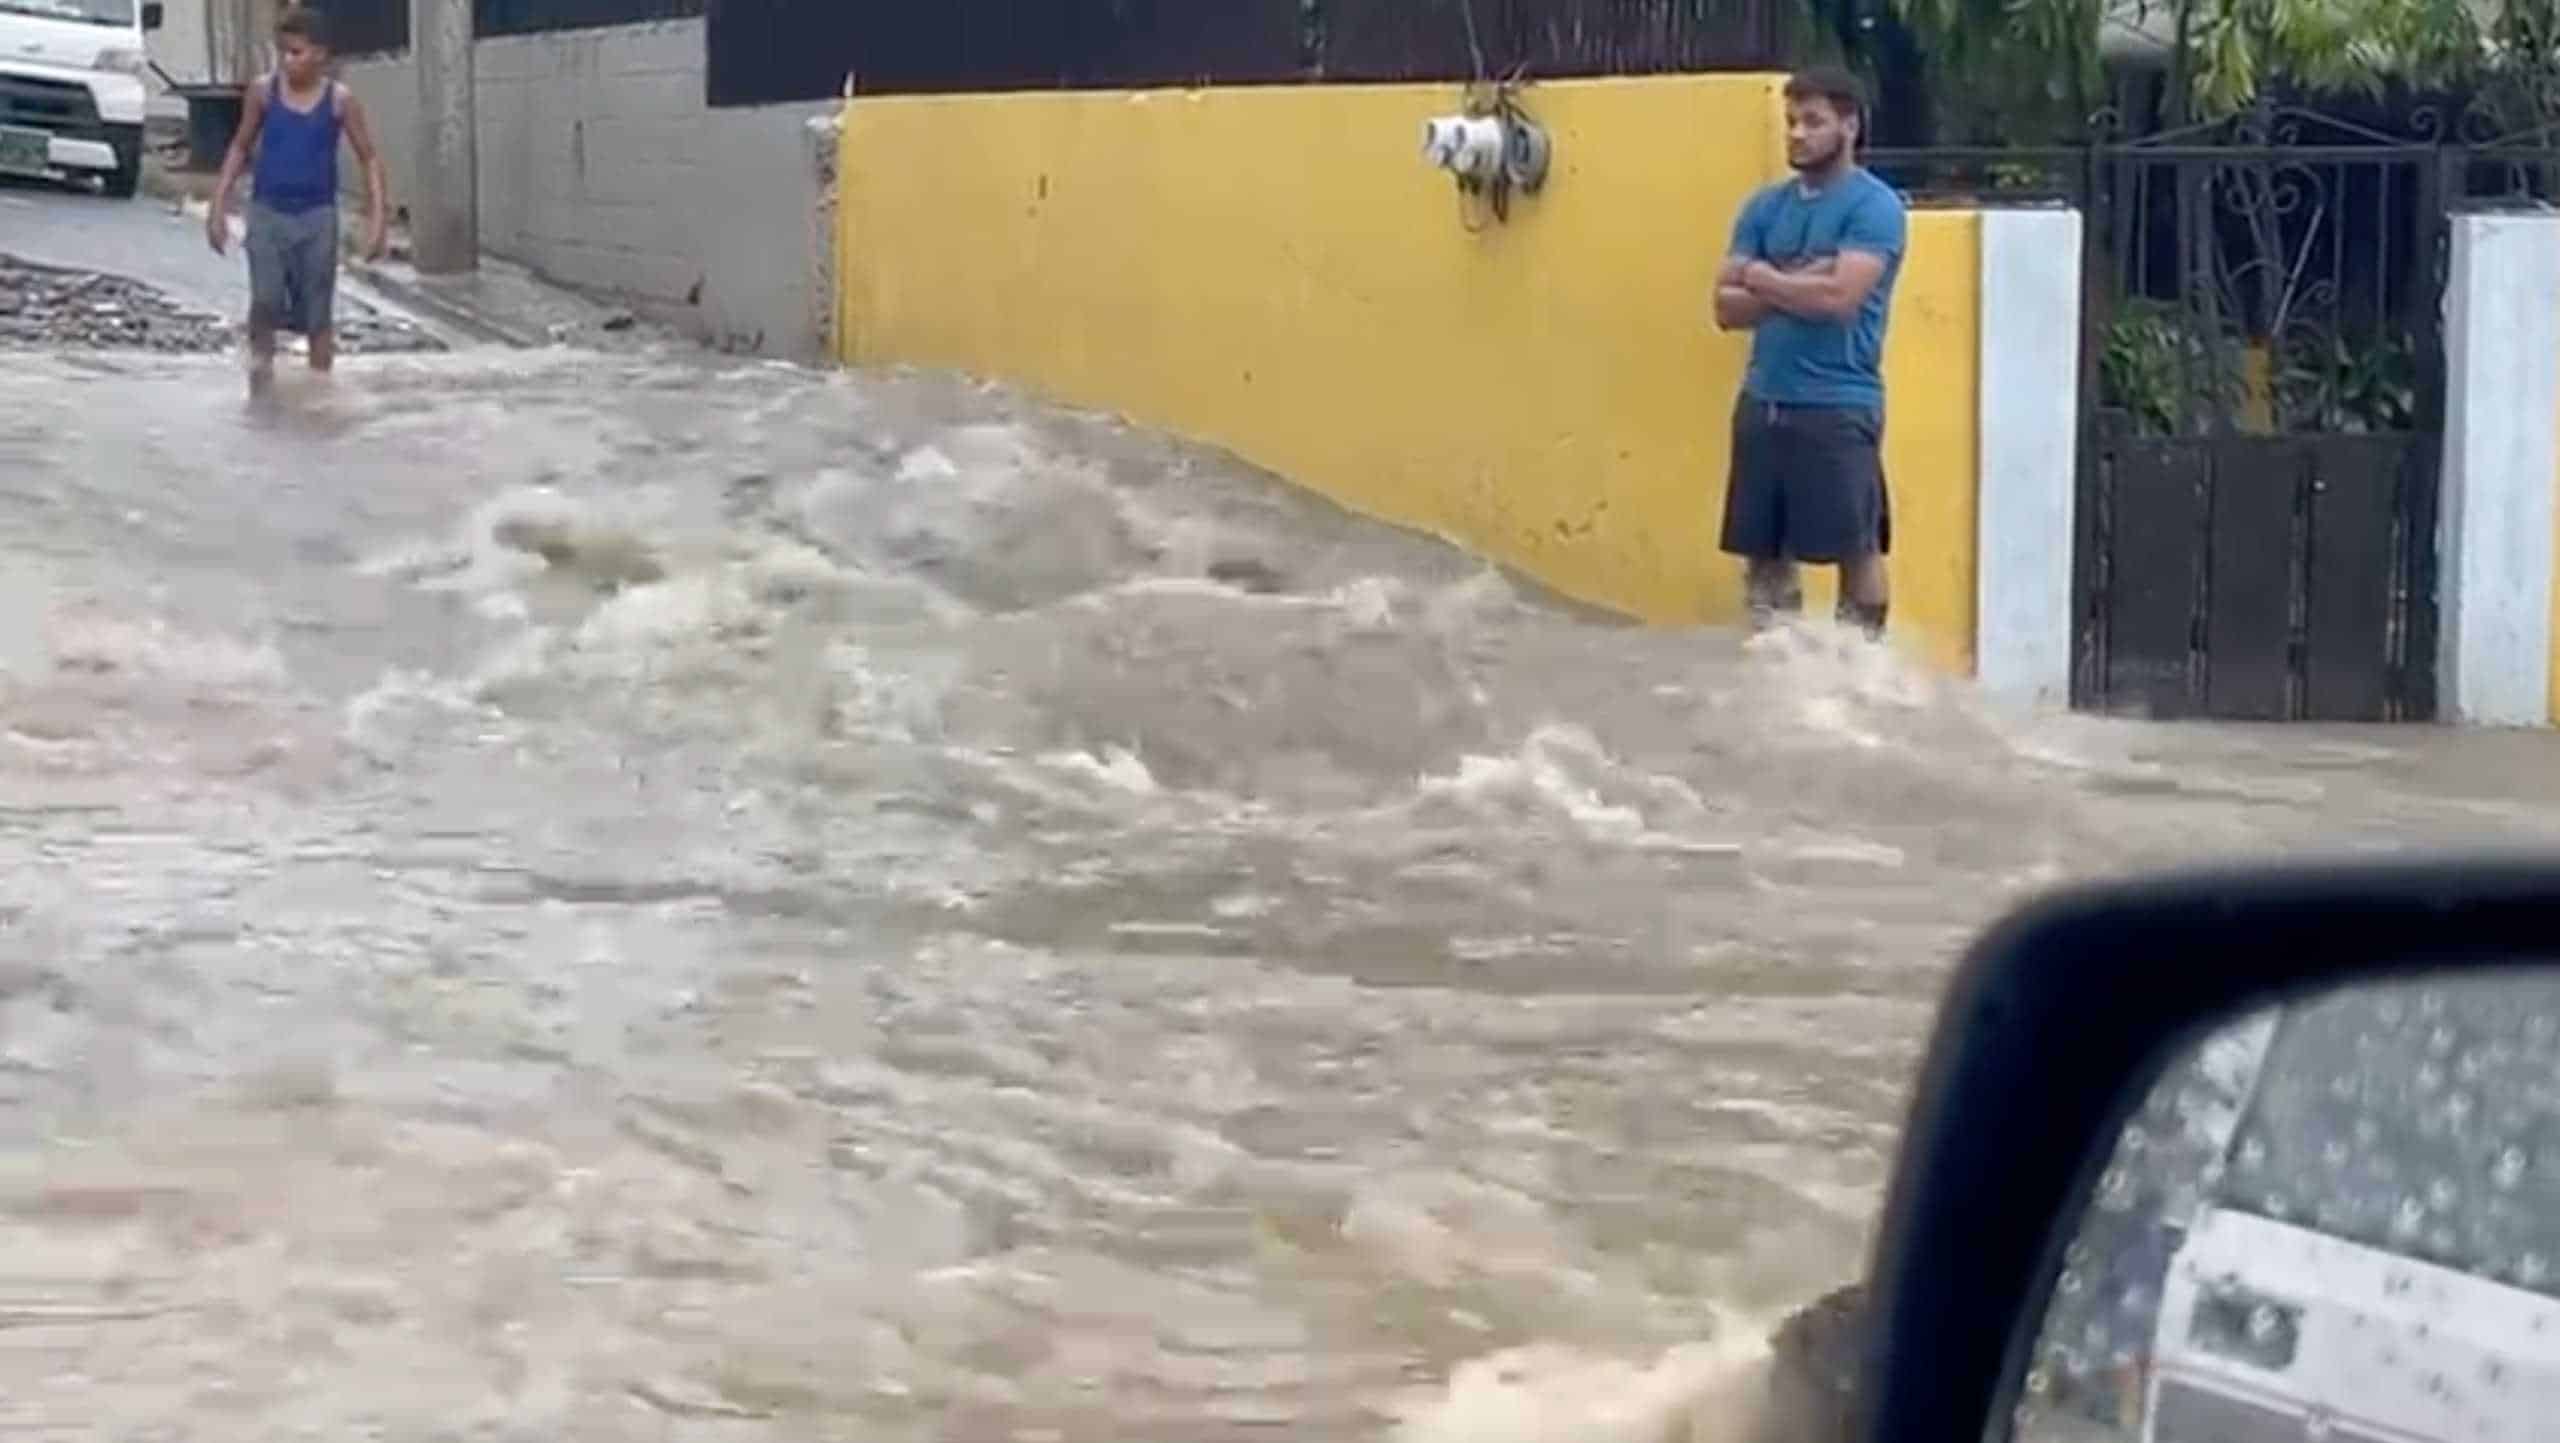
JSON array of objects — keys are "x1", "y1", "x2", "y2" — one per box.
[
  {"x1": 1875, "y1": 211, "x2": 1980, "y2": 670},
  {"x1": 835, "y1": 75, "x2": 1984, "y2": 669}
]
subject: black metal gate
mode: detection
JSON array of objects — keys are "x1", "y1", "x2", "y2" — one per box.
[
  {"x1": 2086, "y1": 425, "x2": 2435, "y2": 720},
  {"x1": 2075, "y1": 113, "x2": 2447, "y2": 721},
  {"x1": 1872, "y1": 112, "x2": 2560, "y2": 721}
]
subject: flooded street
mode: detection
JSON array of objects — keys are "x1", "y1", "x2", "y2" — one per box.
[{"x1": 7, "y1": 348, "x2": 2560, "y2": 1440}]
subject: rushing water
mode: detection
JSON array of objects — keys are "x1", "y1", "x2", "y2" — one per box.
[{"x1": 7, "y1": 349, "x2": 2560, "y2": 1441}]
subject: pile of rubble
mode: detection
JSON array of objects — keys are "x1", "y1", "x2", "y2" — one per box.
[
  {"x1": 0, "y1": 254, "x2": 230, "y2": 352},
  {"x1": 0, "y1": 254, "x2": 444, "y2": 355}
]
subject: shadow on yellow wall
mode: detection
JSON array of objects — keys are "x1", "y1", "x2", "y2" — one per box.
[{"x1": 837, "y1": 75, "x2": 1983, "y2": 670}]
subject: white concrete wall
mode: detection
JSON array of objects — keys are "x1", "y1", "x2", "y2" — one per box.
[
  {"x1": 343, "y1": 18, "x2": 833, "y2": 359},
  {"x1": 2437, "y1": 212, "x2": 2560, "y2": 727},
  {"x1": 1973, "y1": 208, "x2": 2084, "y2": 709}
]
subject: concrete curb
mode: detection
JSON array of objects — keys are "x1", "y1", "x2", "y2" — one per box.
[
  {"x1": 135, "y1": 153, "x2": 667, "y2": 355},
  {"x1": 341, "y1": 263, "x2": 540, "y2": 349}
]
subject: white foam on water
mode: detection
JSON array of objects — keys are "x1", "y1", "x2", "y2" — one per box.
[
  {"x1": 1341, "y1": 1171, "x2": 1577, "y2": 1289},
  {"x1": 339, "y1": 667, "x2": 505, "y2": 762},
  {"x1": 897, "y1": 442, "x2": 962, "y2": 482},
  {"x1": 1783, "y1": 838, "x2": 1909, "y2": 868},
  {"x1": 1410, "y1": 724, "x2": 1719, "y2": 849},
  {"x1": 1392, "y1": 1329, "x2": 1777, "y2": 1443},
  {"x1": 1037, "y1": 745, "x2": 1162, "y2": 795},
  {"x1": 42, "y1": 605, "x2": 287, "y2": 695},
  {"x1": 1331, "y1": 575, "x2": 1409, "y2": 633}
]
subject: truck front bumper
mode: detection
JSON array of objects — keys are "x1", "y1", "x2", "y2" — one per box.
[{"x1": 44, "y1": 133, "x2": 118, "y2": 172}]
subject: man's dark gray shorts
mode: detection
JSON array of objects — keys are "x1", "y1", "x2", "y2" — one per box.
[
  {"x1": 245, "y1": 201, "x2": 338, "y2": 337},
  {"x1": 1719, "y1": 397, "x2": 1893, "y2": 564}
]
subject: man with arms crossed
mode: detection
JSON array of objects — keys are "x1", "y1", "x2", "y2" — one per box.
[{"x1": 1714, "y1": 66, "x2": 1908, "y2": 639}]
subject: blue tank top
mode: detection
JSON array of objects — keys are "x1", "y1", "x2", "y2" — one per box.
[{"x1": 252, "y1": 75, "x2": 341, "y2": 215}]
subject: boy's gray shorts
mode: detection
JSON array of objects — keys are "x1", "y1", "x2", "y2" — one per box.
[{"x1": 245, "y1": 201, "x2": 338, "y2": 336}]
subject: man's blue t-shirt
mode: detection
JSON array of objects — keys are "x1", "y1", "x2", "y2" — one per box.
[{"x1": 1729, "y1": 169, "x2": 1908, "y2": 414}]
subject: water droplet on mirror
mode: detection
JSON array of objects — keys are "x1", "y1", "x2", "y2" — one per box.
[
  {"x1": 2239, "y1": 1137, "x2": 2268, "y2": 1171},
  {"x1": 2248, "y1": 1305, "x2": 2282, "y2": 1343},
  {"x1": 2324, "y1": 1139, "x2": 2351, "y2": 1168},
  {"x1": 2100, "y1": 1168, "x2": 2135, "y2": 1211},
  {"x1": 2395, "y1": 1198, "x2": 2426, "y2": 1239},
  {"x1": 2522, "y1": 1254, "x2": 2549, "y2": 1287},
  {"x1": 2446, "y1": 1091, "x2": 2475, "y2": 1123},
  {"x1": 2417, "y1": 1062, "x2": 2444, "y2": 1092},
  {"x1": 2429, "y1": 1177, "x2": 2459, "y2": 1211},
  {"x1": 2496, "y1": 1148, "x2": 2527, "y2": 1189},
  {"x1": 2058, "y1": 1269, "x2": 2084, "y2": 1297}
]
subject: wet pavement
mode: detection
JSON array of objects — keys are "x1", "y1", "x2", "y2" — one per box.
[
  {"x1": 2, "y1": 179, "x2": 441, "y2": 354},
  {"x1": 3, "y1": 178, "x2": 263, "y2": 320},
  {"x1": 7, "y1": 279, "x2": 2560, "y2": 1437}
]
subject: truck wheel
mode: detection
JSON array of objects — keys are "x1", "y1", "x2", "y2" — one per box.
[{"x1": 104, "y1": 125, "x2": 143, "y2": 199}]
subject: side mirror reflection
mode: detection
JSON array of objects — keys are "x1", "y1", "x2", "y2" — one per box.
[{"x1": 2012, "y1": 969, "x2": 2560, "y2": 1443}]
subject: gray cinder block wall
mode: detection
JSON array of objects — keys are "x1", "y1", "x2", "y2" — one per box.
[{"x1": 343, "y1": 18, "x2": 834, "y2": 359}]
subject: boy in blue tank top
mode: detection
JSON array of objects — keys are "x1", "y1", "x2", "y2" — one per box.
[
  {"x1": 1712, "y1": 67, "x2": 1907, "y2": 640},
  {"x1": 205, "y1": 7, "x2": 390, "y2": 391}
]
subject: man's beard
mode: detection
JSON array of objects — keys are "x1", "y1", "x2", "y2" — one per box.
[{"x1": 1791, "y1": 139, "x2": 1848, "y2": 174}]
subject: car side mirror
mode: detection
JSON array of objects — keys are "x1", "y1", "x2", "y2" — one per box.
[
  {"x1": 1856, "y1": 857, "x2": 2560, "y2": 1443},
  {"x1": 142, "y1": 2, "x2": 164, "y2": 29}
]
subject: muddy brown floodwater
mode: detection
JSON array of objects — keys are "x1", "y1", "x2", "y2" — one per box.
[{"x1": 6, "y1": 349, "x2": 2560, "y2": 1441}]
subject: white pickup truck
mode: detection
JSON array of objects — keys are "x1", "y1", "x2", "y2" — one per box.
[{"x1": 0, "y1": 0, "x2": 162, "y2": 197}]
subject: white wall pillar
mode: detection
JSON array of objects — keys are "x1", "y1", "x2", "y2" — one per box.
[
  {"x1": 2439, "y1": 213, "x2": 2560, "y2": 727},
  {"x1": 1974, "y1": 208, "x2": 2085, "y2": 708}
]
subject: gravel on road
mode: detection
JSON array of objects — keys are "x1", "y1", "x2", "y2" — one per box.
[{"x1": 1, "y1": 252, "x2": 443, "y2": 355}]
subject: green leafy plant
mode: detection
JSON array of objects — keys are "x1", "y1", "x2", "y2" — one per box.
[
  {"x1": 1882, "y1": 0, "x2": 2509, "y2": 141},
  {"x1": 2099, "y1": 301, "x2": 2246, "y2": 435},
  {"x1": 2277, "y1": 327, "x2": 2420, "y2": 433}
]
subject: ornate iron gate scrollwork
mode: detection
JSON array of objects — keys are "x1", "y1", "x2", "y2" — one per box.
[{"x1": 1876, "y1": 104, "x2": 2559, "y2": 721}]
